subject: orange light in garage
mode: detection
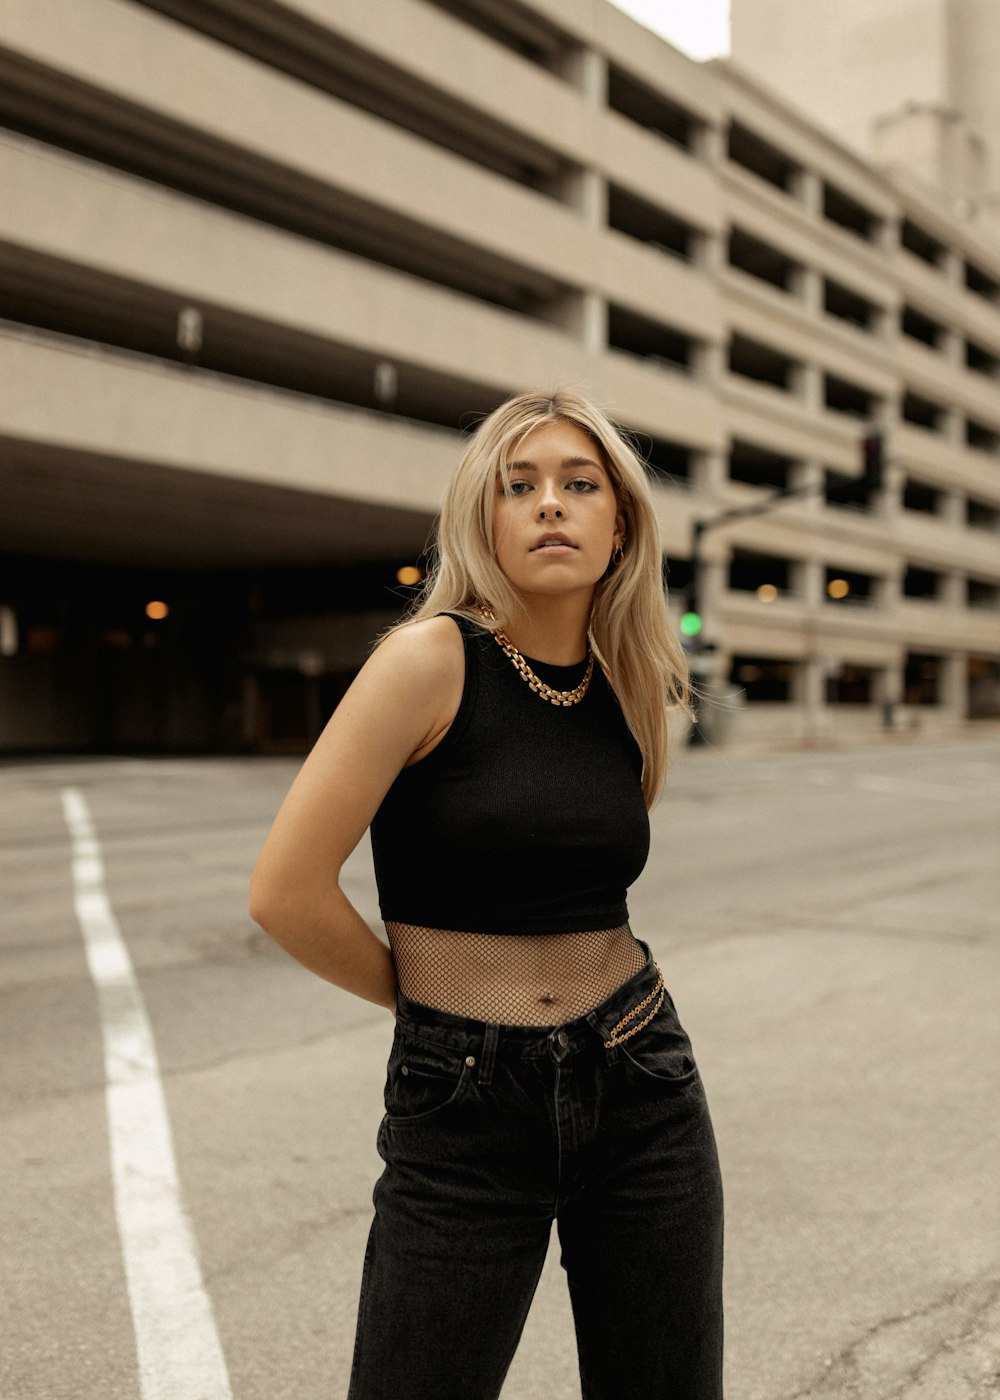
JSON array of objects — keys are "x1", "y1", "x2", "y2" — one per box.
[
  {"x1": 756, "y1": 583, "x2": 778, "y2": 602},
  {"x1": 396, "y1": 566, "x2": 423, "y2": 586},
  {"x1": 145, "y1": 600, "x2": 169, "y2": 620},
  {"x1": 827, "y1": 578, "x2": 850, "y2": 599}
]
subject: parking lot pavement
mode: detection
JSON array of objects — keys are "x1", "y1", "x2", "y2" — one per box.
[{"x1": 1, "y1": 737, "x2": 998, "y2": 1399}]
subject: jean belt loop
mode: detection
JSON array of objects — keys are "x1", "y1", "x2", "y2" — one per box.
[
  {"x1": 586, "y1": 1007, "x2": 620, "y2": 1066},
  {"x1": 478, "y1": 1023, "x2": 499, "y2": 1087}
]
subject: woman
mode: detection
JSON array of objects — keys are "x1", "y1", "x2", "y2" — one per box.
[{"x1": 248, "y1": 389, "x2": 724, "y2": 1399}]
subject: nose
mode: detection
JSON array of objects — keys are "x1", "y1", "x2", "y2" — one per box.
[{"x1": 537, "y1": 479, "x2": 564, "y2": 519}]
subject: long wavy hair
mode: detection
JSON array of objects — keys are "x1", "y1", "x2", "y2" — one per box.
[{"x1": 378, "y1": 389, "x2": 694, "y2": 807}]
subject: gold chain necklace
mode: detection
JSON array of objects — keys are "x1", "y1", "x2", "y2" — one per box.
[{"x1": 478, "y1": 607, "x2": 594, "y2": 707}]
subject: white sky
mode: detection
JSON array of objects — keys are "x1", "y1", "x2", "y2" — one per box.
[{"x1": 609, "y1": 0, "x2": 731, "y2": 61}]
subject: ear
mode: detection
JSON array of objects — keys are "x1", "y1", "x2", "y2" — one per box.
[{"x1": 613, "y1": 506, "x2": 627, "y2": 550}]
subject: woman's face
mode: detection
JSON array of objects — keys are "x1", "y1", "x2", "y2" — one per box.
[{"x1": 492, "y1": 419, "x2": 624, "y2": 604}]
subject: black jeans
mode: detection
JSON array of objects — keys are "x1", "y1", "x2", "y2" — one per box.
[{"x1": 348, "y1": 940, "x2": 724, "y2": 1399}]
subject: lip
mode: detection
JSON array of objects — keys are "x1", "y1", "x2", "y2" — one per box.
[{"x1": 530, "y1": 533, "x2": 577, "y2": 551}]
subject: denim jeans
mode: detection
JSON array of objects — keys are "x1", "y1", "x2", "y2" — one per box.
[{"x1": 348, "y1": 940, "x2": 724, "y2": 1399}]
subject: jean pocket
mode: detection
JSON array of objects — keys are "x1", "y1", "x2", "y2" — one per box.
[
  {"x1": 384, "y1": 1030, "x2": 474, "y2": 1126},
  {"x1": 618, "y1": 1001, "x2": 700, "y2": 1089}
]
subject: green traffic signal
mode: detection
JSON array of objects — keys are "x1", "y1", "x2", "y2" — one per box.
[{"x1": 680, "y1": 610, "x2": 702, "y2": 637}]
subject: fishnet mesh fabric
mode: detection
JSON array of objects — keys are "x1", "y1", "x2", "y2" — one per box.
[{"x1": 386, "y1": 921, "x2": 647, "y2": 1026}]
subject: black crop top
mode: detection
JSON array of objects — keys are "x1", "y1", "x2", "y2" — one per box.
[{"x1": 369, "y1": 612, "x2": 651, "y2": 935}]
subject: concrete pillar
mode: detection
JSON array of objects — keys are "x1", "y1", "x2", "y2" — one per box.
[
  {"x1": 797, "y1": 168, "x2": 823, "y2": 217},
  {"x1": 563, "y1": 51, "x2": 608, "y2": 354},
  {"x1": 570, "y1": 46, "x2": 607, "y2": 104},
  {"x1": 872, "y1": 301, "x2": 894, "y2": 342},
  {"x1": 580, "y1": 291, "x2": 608, "y2": 354},
  {"x1": 576, "y1": 167, "x2": 607, "y2": 226},
  {"x1": 942, "y1": 247, "x2": 964, "y2": 284},
  {"x1": 798, "y1": 555, "x2": 825, "y2": 607},
  {"x1": 545, "y1": 165, "x2": 607, "y2": 351},
  {"x1": 941, "y1": 407, "x2": 965, "y2": 445},
  {"x1": 873, "y1": 663, "x2": 895, "y2": 707},
  {"x1": 700, "y1": 122, "x2": 726, "y2": 169},
  {"x1": 799, "y1": 362, "x2": 824, "y2": 412},
  {"x1": 695, "y1": 448, "x2": 729, "y2": 499},
  {"x1": 877, "y1": 567, "x2": 903, "y2": 611},
  {"x1": 800, "y1": 266, "x2": 824, "y2": 313},
  {"x1": 790, "y1": 458, "x2": 824, "y2": 514},
  {"x1": 540, "y1": 288, "x2": 606, "y2": 349},
  {"x1": 798, "y1": 656, "x2": 827, "y2": 742},
  {"x1": 701, "y1": 228, "x2": 726, "y2": 277},
  {"x1": 874, "y1": 212, "x2": 895, "y2": 255},
  {"x1": 942, "y1": 328, "x2": 964, "y2": 366},
  {"x1": 579, "y1": 162, "x2": 608, "y2": 354},
  {"x1": 940, "y1": 651, "x2": 967, "y2": 718},
  {"x1": 699, "y1": 338, "x2": 726, "y2": 390},
  {"x1": 941, "y1": 569, "x2": 966, "y2": 608}
]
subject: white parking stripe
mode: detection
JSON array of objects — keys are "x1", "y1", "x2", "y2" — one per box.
[{"x1": 62, "y1": 789, "x2": 233, "y2": 1400}]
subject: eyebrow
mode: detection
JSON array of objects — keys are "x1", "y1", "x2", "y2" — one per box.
[{"x1": 504, "y1": 455, "x2": 604, "y2": 472}]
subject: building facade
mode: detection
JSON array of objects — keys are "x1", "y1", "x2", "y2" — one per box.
[
  {"x1": 732, "y1": 0, "x2": 1000, "y2": 217},
  {"x1": 1, "y1": 0, "x2": 999, "y2": 754}
]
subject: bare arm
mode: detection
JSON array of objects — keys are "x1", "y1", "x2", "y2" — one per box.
[{"x1": 248, "y1": 616, "x2": 464, "y2": 1011}]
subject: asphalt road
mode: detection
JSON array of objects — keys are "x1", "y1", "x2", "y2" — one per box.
[{"x1": 2, "y1": 732, "x2": 999, "y2": 1400}]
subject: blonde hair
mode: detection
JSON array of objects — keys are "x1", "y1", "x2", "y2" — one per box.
[{"x1": 379, "y1": 389, "x2": 694, "y2": 807}]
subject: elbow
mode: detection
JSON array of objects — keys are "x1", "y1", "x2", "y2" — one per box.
[
  {"x1": 247, "y1": 870, "x2": 332, "y2": 939},
  {"x1": 248, "y1": 872, "x2": 282, "y2": 932},
  {"x1": 248, "y1": 850, "x2": 345, "y2": 941}
]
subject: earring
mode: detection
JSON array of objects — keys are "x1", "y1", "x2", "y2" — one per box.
[{"x1": 612, "y1": 542, "x2": 625, "y2": 565}]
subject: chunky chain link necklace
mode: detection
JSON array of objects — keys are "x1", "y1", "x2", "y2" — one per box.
[{"x1": 478, "y1": 606, "x2": 594, "y2": 707}]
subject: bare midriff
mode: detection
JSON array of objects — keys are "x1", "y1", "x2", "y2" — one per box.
[{"x1": 385, "y1": 921, "x2": 647, "y2": 1026}]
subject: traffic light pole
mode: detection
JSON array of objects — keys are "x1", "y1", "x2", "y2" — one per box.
[
  {"x1": 681, "y1": 430, "x2": 886, "y2": 744},
  {"x1": 683, "y1": 429, "x2": 886, "y2": 653},
  {"x1": 684, "y1": 477, "x2": 819, "y2": 653}
]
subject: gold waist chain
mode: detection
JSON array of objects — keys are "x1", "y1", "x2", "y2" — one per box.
[{"x1": 603, "y1": 962, "x2": 665, "y2": 1048}]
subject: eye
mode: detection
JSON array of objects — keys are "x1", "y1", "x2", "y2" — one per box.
[
  {"x1": 568, "y1": 478, "x2": 600, "y2": 492},
  {"x1": 502, "y1": 479, "x2": 532, "y2": 496}
]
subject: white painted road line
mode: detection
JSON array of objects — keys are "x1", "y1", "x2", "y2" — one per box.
[{"x1": 62, "y1": 788, "x2": 233, "y2": 1400}]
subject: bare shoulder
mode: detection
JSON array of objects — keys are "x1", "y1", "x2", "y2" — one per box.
[
  {"x1": 369, "y1": 613, "x2": 465, "y2": 687},
  {"x1": 349, "y1": 613, "x2": 465, "y2": 736},
  {"x1": 366, "y1": 615, "x2": 466, "y2": 764}
]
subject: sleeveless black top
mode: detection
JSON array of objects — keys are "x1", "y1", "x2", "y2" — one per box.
[{"x1": 369, "y1": 613, "x2": 651, "y2": 935}]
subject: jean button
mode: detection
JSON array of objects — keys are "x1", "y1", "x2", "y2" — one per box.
[
  {"x1": 557, "y1": 1032, "x2": 569, "y2": 1048},
  {"x1": 465, "y1": 1055, "x2": 476, "y2": 1067}
]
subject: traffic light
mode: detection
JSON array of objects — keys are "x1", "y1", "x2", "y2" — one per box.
[
  {"x1": 680, "y1": 585, "x2": 702, "y2": 640},
  {"x1": 861, "y1": 431, "x2": 884, "y2": 493}
]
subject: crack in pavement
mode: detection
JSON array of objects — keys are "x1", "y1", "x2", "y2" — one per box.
[
  {"x1": 782, "y1": 1273, "x2": 1000, "y2": 1399},
  {"x1": 200, "y1": 1199, "x2": 374, "y2": 1286},
  {"x1": 5, "y1": 1012, "x2": 391, "y2": 1119}
]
